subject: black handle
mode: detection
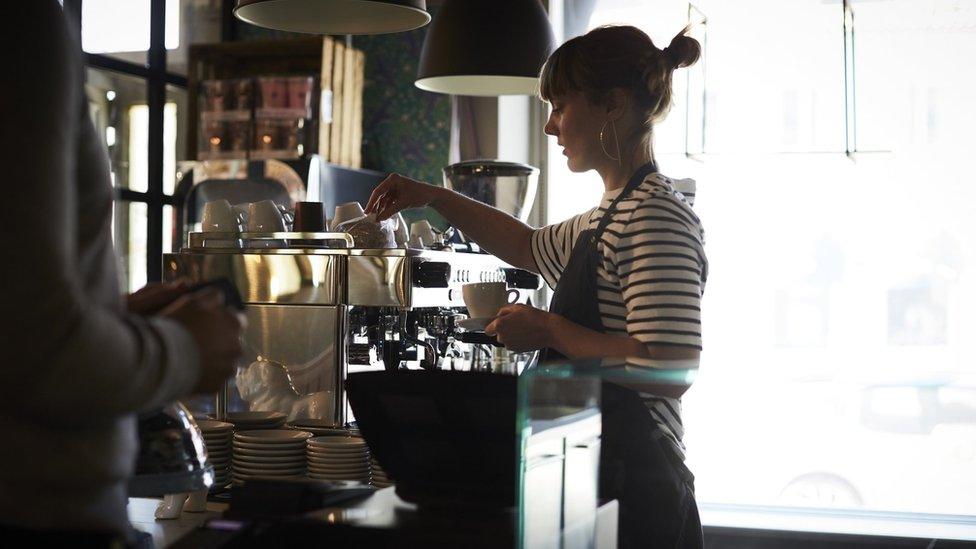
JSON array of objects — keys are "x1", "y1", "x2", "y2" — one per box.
[{"x1": 456, "y1": 332, "x2": 503, "y2": 347}]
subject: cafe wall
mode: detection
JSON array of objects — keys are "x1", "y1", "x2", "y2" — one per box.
[{"x1": 237, "y1": 12, "x2": 451, "y2": 185}]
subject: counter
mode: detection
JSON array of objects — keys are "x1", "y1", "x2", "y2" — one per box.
[
  {"x1": 132, "y1": 488, "x2": 618, "y2": 548},
  {"x1": 135, "y1": 357, "x2": 694, "y2": 548},
  {"x1": 128, "y1": 498, "x2": 226, "y2": 547}
]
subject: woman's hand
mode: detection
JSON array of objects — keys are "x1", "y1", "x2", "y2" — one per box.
[
  {"x1": 484, "y1": 304, "x2": 556, "y2": 352},
  {"x1": 364, "y1": 173, "x2": 441, "y2": 221},
  {"x1": 126, "y1": 279, "x2": 191, "y2": 315}
]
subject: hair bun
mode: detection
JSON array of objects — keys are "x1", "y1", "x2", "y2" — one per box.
[{"x1": 662, "y1": 27, "x2": 701, "y2": 69}]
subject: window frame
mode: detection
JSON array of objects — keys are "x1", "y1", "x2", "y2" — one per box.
[{"x1": 63, "y1": 0, "x2": 188, "y2": 283}]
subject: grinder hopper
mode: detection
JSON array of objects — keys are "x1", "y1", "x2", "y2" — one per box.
[{"x1": 443, "y1": 160, "x2": 539, "y2": 224}]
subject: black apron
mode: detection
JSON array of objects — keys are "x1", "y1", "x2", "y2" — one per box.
[{"x1": 540, "y1": 162, "x2": 703, "y2": 549}]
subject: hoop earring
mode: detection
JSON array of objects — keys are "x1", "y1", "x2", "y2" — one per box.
[{"x1": 599, "y1": 120, "x2": 622, "y2": 166}]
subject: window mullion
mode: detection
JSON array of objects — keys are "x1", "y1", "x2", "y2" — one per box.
[
  {"x1": 146, "y1": 0, "x2": 166, "y2": 282},
  {"x1": 842, "y1": 0, "x2": 857, "y2": 156},
  {"x1": 63, "y1": 0, "x2": 82, "y2": 39}
]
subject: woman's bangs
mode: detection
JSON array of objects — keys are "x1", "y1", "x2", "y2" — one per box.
[{"x1": 538, "y1": 46, "x2": 578, "y2": 102}]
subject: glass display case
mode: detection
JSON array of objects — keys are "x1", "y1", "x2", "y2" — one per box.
[{"x1": 516, "y1": 357, "x2": 698, "y2": 549}]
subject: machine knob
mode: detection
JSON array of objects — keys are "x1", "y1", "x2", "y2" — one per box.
[
  {"x1": 413, "y1": 261, "x2": 451, "y2": 288},
  {"x1": 504, "y1": 268, "x2": 542, "y2": 290}
]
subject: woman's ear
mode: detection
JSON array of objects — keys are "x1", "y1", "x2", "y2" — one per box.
[{"x1": 605, "y1": 88, "x2": 630, "y2": 120}]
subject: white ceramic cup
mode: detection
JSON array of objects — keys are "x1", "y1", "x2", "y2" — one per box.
[
  {"x1": 232, "y1": 203, "x2": 250, "y2": 227},
  {"x1": 202, "y1": 199, "x2": 242, "y2": 232},
  {"x1": 462, "y1": 282, "x2": 519, "y2": 319},
  {"x1": 393, "y1": 213, "x2": 409, "y2": 246},
  {"x1": 410, "y1": 220, "x2": 436, "y2": 247},
  {"x1": 407, "y1": 235, "x2": 425, "y2": 249},
  {"x1": 331, "y1": 202, "x2": 365, "y2": 230},
  {"x1": 247, "y1": 200, "x2": 287, "y2": 232}
]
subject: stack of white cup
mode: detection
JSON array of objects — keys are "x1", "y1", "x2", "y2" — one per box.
[
  {"x1": 329, "y1": 202, "x2": 410, "y2": 248},
  {"x1": 200, "y1": 199, "x2": 243, "y2": 248},
  {"x1": 201, "y1": 199, "x2": 292, "y2": 248},
  {"x1": 408, "y1": 219, "x2": 436, "y2": 249},
  {"x1": 329, "y1": 202, "x2": 365, "y2": 230}
]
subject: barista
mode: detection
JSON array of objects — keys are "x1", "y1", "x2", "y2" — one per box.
[
  {"x1": 366, "y1": 25, "x2": 706, "y2": 549},
  {"x1": 0, "y1": 2, "x2": 243, "y2": 544}
]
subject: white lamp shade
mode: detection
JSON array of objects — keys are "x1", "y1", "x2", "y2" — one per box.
[
  {"x1": 415, "y1": 75, "x2": 541, "y2": 97},
  {"x1": 235, "y1": 0, "x2": 431, "y2": 35}
]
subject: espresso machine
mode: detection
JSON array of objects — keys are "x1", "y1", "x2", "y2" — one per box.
[
  {"x1": 164, "y1": 157, "x2": 542, "y2": 428},
  {"x1": 164, "y1": 234, "x2": 540, "y2": 427}
]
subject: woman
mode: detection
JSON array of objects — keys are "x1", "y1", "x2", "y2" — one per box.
[{"x1": 366, "y1": 25, "x2": 706, "y2": 548}]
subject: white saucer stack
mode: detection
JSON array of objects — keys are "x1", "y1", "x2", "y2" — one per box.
[
  {"x1": 306, "y1": 436, "x2": 370, "y2": 483},
  {"x1": 223, "y1": 411, "x2": 287, "y2": 430},
  {"x1": 196, "y1": 420, "x2": 233, "y2": 490},
  {"x1": 370, "y1": 456, "x2": 392, "y2": 488},
  {"x1": 231, "y1": 429, "x2": 311, "y2": 486}
]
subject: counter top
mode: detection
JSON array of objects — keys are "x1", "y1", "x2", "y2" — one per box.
[
  {"x1": 131, "y1": 483, "x2": 616, "y2": 548},
  {"x1": 128, "y1": 497, "x2": 227, "y2": 548},
  {"x1": 131, "y1": 488, "x2": 518, "y2": 548}
]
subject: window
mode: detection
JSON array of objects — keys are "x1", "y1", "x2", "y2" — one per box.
[
  {"x1": 66, "y1": 0, "x2": 193, "y2": 290},
  {"x1": 853, "y1": 0, "x2": 976, "y2": 153},
  {"x1": 81, "y1": 0, "x2": 179, "y2": 57},
  {"x1": 547, "y1": 0, "x2": 976, "y2": 539}
]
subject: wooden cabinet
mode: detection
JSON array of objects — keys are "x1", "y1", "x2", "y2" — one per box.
[{"x1": 521, "y1": 410, "x2": 602, "y2": 549}]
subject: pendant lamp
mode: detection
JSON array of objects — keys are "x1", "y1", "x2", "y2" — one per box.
[
  {"x1": 416, "y1": 0, "x2": 556, "y2": 96},
  {"x1": 235, "y1": 0, "x2": 430, "y2": 35}
]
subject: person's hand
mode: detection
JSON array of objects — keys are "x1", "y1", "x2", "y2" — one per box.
[
  {"x1": 160, "y1": 287, "x2": 245, "y2": 394},
  {"x1": 364, "y1": 173, "x2": 441, "y2": 221},
  {"x1": 484, "y1": 304, "x2": 555, "y2": 353},
  {"x1": 126, "y1": 279, "x2": 191, "y2": 315}
]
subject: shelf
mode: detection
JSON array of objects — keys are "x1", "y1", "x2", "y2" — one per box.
[
  {"x1": 250, "y1": 149, "x2": 302, "y2": 160},
  {"x1": 198, "y1": 151, "x2": 247, "y2": 161},
  {"x1": 256, "y1": 107, "x2": 312, "y2": 120},
  {"x1": 200, "y1": 110, "x2": 251, "y2": 123}
]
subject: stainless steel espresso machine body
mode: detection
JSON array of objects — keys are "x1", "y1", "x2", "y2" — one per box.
[{"x1": 164, "y1": 232, "x2": 541, "y2": 428}]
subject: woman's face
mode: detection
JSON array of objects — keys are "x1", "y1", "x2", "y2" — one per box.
[{"x1": 544, "y1": 90, "x2": 608, "y2": 173}]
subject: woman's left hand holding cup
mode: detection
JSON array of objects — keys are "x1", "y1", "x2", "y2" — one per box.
[{"x1": 484, "y1": 304, "x2": 556, "y2": 352}]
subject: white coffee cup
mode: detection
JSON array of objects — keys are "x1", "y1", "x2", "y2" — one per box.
[
  {"x1": 410, "y1": 220, "x2": 436, "y2": 247},
  {"x1": 331, "y1": 202, "x2": 365, "y2": 230},
  {"x1": 407, "y1": 235, "x2": 425, "y2": 249},
  {"x1": 393, "y1": 213, "x2": 409, "y2": 246},
  {"x1": 462, "y1": 282, "x2": 519, "y2": 319},
  {"x1": 202, "y1": 199, "x2": 242, "y2": 232},
  {"x1": 247, "y1": 200, "x2": 287, "y2": 232},
  {"x1": 232, "y1": 203, "x2": 250, "y2": 227}
]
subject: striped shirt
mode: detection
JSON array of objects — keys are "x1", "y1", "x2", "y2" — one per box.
[{"x1": 530, "y1": 173, "x2": 706, "y2": 448}]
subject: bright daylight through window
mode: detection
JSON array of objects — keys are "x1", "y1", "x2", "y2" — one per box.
[
  {"x1": 546, "y1": 0, "x2": 976, "y2": 535},
  {"x1": 81, "y1": 0, "x2": 180, "y2": 54}
]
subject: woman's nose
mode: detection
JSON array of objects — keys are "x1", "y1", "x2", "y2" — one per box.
[{"x1": 544, "y1": 117, "x2": 557, "y2": 137}]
